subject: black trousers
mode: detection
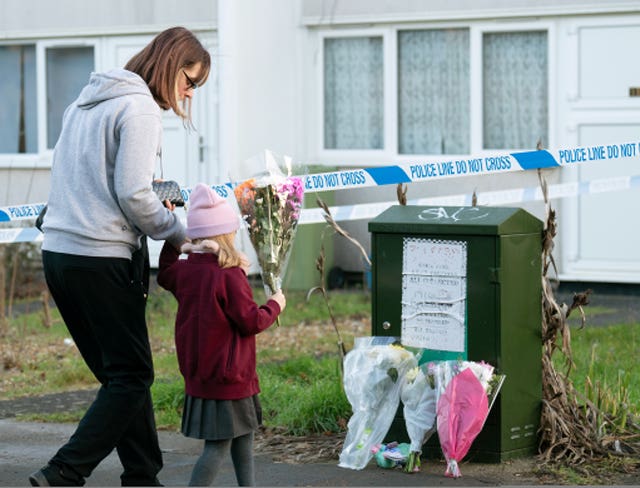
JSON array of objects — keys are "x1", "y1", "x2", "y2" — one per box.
[{"x1": 42, "y1": 249, "x2": 162, "y2": 486}]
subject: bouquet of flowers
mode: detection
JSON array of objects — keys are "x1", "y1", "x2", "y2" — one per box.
[
  {"x1": 338, "y1": 338, "x2": 418, "y2": 470},
  {"x1": 400, "y1": 364, "x2": 438, "y2": 473},
  {"x1": 432, "y1": 360, "x2": 505, "y2": 478},
  {"x1": 233, "y1": 153, "x2": 304, "y2": 322},
  {"x1": 371, "y1": 442, "x2": 411, "y2": 469}
]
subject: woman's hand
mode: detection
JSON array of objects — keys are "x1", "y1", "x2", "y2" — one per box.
[{"x1": 163, "y1": 199, "x2": 176, "y2": 211}]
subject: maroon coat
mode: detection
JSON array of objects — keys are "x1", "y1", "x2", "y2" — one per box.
[{"x1": 157, "y1": 242, "x2": 281, "y2": 400}]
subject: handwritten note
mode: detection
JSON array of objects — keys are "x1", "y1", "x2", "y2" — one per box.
[
  {"x1": 403, "y1": 238, "x2": 466, "y2": 276},
  {"x1": 401, "y1": 238, "x2": 467, "y2": 352}
]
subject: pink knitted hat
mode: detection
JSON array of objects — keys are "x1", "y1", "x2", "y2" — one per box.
[{"x1": 186, "y1": 183, "x2": 239, "y2": 239}]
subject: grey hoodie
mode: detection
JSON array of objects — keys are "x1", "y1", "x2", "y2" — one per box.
[{"x1": 42, "y1": 69, "x2": 186, "y2": 259}]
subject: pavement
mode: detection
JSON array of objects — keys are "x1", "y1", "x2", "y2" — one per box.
[
  {"x1": 0, "y1": 282, "x2": 638, "y2": 487},
  {"x1": 0, "y1": 418, "x2": 541, "y2": 487}
]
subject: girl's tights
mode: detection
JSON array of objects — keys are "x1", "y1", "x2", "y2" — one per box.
[{"x1": 189, "y1": 432, "x2": 255, "y2": 486}]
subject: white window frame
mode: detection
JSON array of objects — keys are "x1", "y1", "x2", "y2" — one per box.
[
  {"x1": 314, "y1": 19, "x2": 556, "y2": 167},
  {"x1": 0, "y1": 37, "x2": 99, "y2": 168}
]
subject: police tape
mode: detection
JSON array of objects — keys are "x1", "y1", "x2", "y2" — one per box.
[
  {"x1": 3, "y1": 140, "x2": 640, "y2": 240},
  {"x1": 296, "y1": 140, "x2": 639, "y2": 193},
  {"x1": 2, "y1": 140, "x2": 640, "y2": 225},
  {"x1": 1, "y1": 202, "x2": 47, "y2": 224},
  {"x1": 298, "y1": 173, "x2": 640, "y2": 225},
  {"x1": 2, "y1": 173, "x2": 639, "y2": 244},
  {"x1": 0, "y1": 226, "x2": 43, "y2": 245}
]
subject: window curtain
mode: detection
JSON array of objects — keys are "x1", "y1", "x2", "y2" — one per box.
[
  {"x1": 324, "y1": 37, "x2": 383, "y2": 150},
  {"x1": 483, "y1": 31, "x2": 548, "y2": 150},
  {"x1": 0, "y1": 45, "x2": 37, "y2": 153},
  {"x1": 398, "y1": 29, "x2": 470, "y2": 155}
]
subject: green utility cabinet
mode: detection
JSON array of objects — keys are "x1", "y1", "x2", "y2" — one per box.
[{"x1": 368, "y1": 205, "x2": 543, "y2": 462}]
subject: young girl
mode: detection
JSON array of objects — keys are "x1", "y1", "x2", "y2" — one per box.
[{"x1": 157, "y1": 183, "x2": 286, "y2": 486}]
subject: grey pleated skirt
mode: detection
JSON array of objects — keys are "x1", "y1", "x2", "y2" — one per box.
[{"x1": 181, "y1": 394, "x2": 263, "y2": 440}]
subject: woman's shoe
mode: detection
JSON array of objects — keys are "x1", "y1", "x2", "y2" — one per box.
[{"x1": 29, "y1": 464, "x2": 84, "y2": 486}]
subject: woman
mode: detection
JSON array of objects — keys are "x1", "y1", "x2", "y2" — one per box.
[{"x1": 29, "y1": 27, "x2": 210, "y2": 487}]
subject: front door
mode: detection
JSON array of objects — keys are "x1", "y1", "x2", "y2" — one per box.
[{"x1": 559, "y1": 17, "x2": 640, "y2": 283}]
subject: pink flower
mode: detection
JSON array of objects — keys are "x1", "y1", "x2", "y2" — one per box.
[{"x1": 234, "y1": 174, "x2": 304, "y2": 304}]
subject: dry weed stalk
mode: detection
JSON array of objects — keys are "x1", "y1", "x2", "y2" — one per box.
[
  {"x1": 41, "y1": 289, "x2": 54, "y2": 329},
  {"x1": 0, "y1": 246, "x2": 6, "y2": 336},
  {"x1": 309, "y1": 185, "x2": 408, "y2": 358},
  {"x1": 306, "y1": 198, "x2": 352, "y2": 362},
  {"x1": 537, "y1": 168, "x2": 640, "y2": 466},
  {"x1": 7, "y1": 250, "x2": 18, "y2": 317},
  {"x1": 307, "y1": 196, "x2": 376, "y2": 363},
  {"x1": 396, "y1": 183, "x2": 408, "y2": 205},
  {"x1": 315, "y1": 197, "x2": 370, "y2": 267},
  {"x1": 306, "y1": 225, "x2": 347, "y2": 362}
]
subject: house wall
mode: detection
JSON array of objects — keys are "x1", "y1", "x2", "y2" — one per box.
[
  {"x1": 301, "y1": 0, "x2": 640, "y2": 21},
  {"x1": 0, "y1": 0, "x2": 216, "y2": 36},
  {"x1": 0, "y1": 0, "x2": 217, "y2": 209},
  {"x1": 3, "y1": 0, "x2": 640, "y2": 284},
  {"x1": 217, "y1": 0, "x2": 305, "y2": 180},
  {"x1": 0, "y1": 168, "x2": 51, "y2": 208},
  {"x1": 297, "y1": 1, "x2": 640, "y2": 283}
]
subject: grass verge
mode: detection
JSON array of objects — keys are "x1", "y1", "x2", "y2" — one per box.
[{"x1": 2, "y1": 285, "x2": 638, "y2": 440}]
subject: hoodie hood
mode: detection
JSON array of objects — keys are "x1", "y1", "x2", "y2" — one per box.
[
  {"x1": 42, "y1": 66, "x2": 184, "y2": 259},
  {"x1": 76, "y1": 69, "x2": 154, "y2": 109}
]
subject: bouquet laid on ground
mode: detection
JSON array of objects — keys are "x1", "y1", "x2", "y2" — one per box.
[
  {"x1": 400, "y1": 364, "x2": 438, "y2": 473},
  {"x1": 338, "y1": 338, "x2": 418, "y2": 470},
  {"x1": 371, "y1": 442, "x2": 410, "y2": 469},
  {"x1": 233, "y1": 152, "x2": 304, "y2": 323},
  {"x1": 432, "y1": 360, "x2": 505, "y2": 478}
]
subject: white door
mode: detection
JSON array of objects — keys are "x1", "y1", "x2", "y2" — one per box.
[
  {"x1": 559, "y1": 17, "x2": 640, "y2": 283},
  {"x1": 104, "y1": 33, "x2": 218, "y2": 266}
]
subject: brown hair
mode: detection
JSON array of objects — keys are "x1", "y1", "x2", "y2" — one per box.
[
  {"x1": 125, "y1": 26, "x2": 211, "y2": 121},
  {"x1": 193, "y1": 233, "x2": 249, "y2": 270}
]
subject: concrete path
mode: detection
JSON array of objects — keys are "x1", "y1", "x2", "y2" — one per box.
[{"x1": 0, "y1": 419, "x2": 542, "y2": 487}]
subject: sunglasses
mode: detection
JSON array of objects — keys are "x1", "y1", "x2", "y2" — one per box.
[{"x1": 182, "y1": 70, "x2": 198, "y2": 90}]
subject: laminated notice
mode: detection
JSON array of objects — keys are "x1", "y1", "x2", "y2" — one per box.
[{"x1": 401, "y1": 238, "x2": 467, "y2": 351}]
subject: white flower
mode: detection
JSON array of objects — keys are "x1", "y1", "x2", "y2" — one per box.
[
  {"x1": 405, "y1": 366, "x2": 419, "y2": 383},
  {"x1": 460, "y1": 361, "x2": 494, "y2": 391}
]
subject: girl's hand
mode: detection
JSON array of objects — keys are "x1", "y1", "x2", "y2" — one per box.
[
  {"x1": 270, "y1": 290, "x2": 286, "y2": 312},
  {"x1": 176, "y1": 239, "x2": 189, "y2": 252}
]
